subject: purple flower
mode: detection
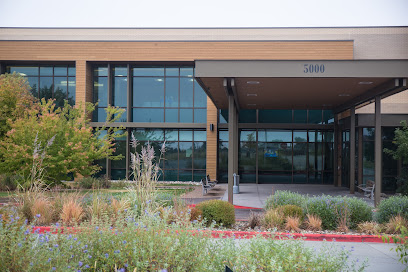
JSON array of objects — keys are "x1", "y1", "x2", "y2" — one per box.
[
  {"x1": 54, "y1": 244, "x2": 59, "y2": 248},
  {"x1": 104, "y1": 253, "x2": 109, "y2": 258},
  {"x1": 118, "y1": 269, "x2": 125, "y2": 272},
  {"x1": 55, "y1": 223, "x2": 59, "y2": 227},
  {"x1": 85, "y1": 265, "x2": 90, "y2": 268},
  {"x1": 47, "y1": 258, "x2": 51, "y2": 262},
  {"x1": 123, "y1": 240, "x2": 127, "y2": 244},
  {"x1": 36, "y1": 214, "x2": 41, "y2": 218},
  {"x1": 83, "y1": 250, "x2": 88, "y2": 253},
  {"x1": 114, "y1": 250, "x2": 120, "y2": 254},
  {"x1": 88, "y1": 255, "x2": 92, "y2": 259},
  {"x1": 78, "y1": 261, "x2": 83, "y2": 267},
  {"x1": 18, "y1": 243, "x2": 22, "y2": 247},
  {"x1": 52, "y1": 267, "x2": 56, "y2": 271}
]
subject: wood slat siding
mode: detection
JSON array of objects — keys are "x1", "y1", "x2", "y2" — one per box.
[
  {"x1": 206, "y1": 97, "x2": 218, "y2": 180},
  {"x1": 0, "y1": 41, "x2": 354, "y2": 61}
]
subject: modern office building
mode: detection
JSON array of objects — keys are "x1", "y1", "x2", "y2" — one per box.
[{"x1": 0, "y1": 26, "x2": 407, "y2": 205}]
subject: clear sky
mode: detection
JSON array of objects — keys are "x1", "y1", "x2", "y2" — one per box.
[{"x1": 0, "y1": 0, "x2": 407, "y2": 28}]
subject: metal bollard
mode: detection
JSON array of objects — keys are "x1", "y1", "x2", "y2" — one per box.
[{"x1": 233, "y1": 173, "x2": 240, "y2": 194}]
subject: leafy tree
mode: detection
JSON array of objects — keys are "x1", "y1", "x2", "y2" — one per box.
[
  {"x1": 385, "y1": 121, "x2": 408, "y2": 195},
  {"x1": 0, "y1": 98, "x2": 125, "y2": 185},
  {"x1": 0, "y1": 73, "x2": 36, "y2": 139}
]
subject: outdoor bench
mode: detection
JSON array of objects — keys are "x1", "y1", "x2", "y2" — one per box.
[
  {"x1": 357, "y1": 180, "x2": 375, "y2": 199},
  {"x1": 201, "y1": 175, "x2": 218, "y2": 195}
]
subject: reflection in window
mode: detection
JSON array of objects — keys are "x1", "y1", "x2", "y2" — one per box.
[{"x1": 6, "y1": 64, "x2": 76, "y2": 106}]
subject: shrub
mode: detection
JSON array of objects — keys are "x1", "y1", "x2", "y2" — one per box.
[
  {"x1": 386, "y1": 215, "x2": 408, "y2": 234},
  {"x1": 357, "y1": 221, "x2": 383, "y2": 235},
  {"x1": 76, "y1": 177, "x2": 97, "y2": 189},
  {"x1": 60, "y1": 199, "x2": 84, "y2": 226},
  {"x1": 305, "y1": 195, "x2": 338, "y2": 230},
  {"x1": 30, "y1": 197, "x2": 54, "y2": 225},
  {"x1": 247, "y1": 211, "x2": 263, "y2": 229},
  {"x1": 190, "y1": 206, "x2": 203, "y2": 222},
  {"x1": 305, "y1": 214, "x2": 322, "y2": 231},
  {"x1": 195, "y1": 200, "x2": 235, "y2": 227},
  {"x1": 285, "y1": 216, "x2": 301, "y2": 232},
  {"x1": 0, "y1": 174, "x2": 20, "y2": 191},
  {"x1": 377, "y1": 196, "x2": 408, "y2": 223},
  {"x1": 263, "y1": 209, "x2": 285, "y2": 230},
  {"x1": 345, "y1": 197, "x2": 372, "y2": 229},
  {"x1": 265, "y1": 190, "x2": 306, "y2": 210},
  {"x1": 275, "y1": 205, "x2": 304, "y2": 222}
]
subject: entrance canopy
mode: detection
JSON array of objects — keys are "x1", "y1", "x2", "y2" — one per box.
[{"x1": 195, "y1": 60, "x2": 408, "y2": 112}]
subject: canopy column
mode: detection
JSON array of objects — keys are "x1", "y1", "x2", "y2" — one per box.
[
  {"x1": 374, "y1": 96, "x2": 382, "y2": 207},
  {"x1": 350, "y1": 106, "x2": 356, "y2": 194}
]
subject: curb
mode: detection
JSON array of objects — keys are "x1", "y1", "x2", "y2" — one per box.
[{"x1": 31, "y1": 226, "x2": 388, "y2": 243}]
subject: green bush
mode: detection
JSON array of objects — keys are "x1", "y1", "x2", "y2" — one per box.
[
  {"x1": 196, "y1": 199, "x2": 235, "y2": 227},
  {"x1": 305, "y1": 196, "x2": 338, "y2": 230},
  {"x1": 377, "y1": 196, "x2": 408, "y2": 223},
  {"x1": 276, "y1": 204, "x2": 304, "y2": 222},
  {"x1": 0, "y1": 174, "x2": 21, "y2": 191},
  {"x1": 265, "y1": 191, "x2": 307, "y2": 210},
  {"x1": 346, "y1": 197, "x2": 373, "y2": 229},
  {"x1": 263, "y1": 209, "x2": 285, "y2": 229}
]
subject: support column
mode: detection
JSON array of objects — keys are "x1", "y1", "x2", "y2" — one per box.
[
  {"x1": 350, "y1": 107, "x2": 356, "y2": 194},
  {"x1": 206, "y1": 97, "x2": 218, "y2": 180},
  {"x1": 374, "y1": 96, "x2": 382, "y2": 207},
  {"x1": 333, "y1": 114, "x2": 339, "y2": 186},
  {"x1": 337, "y1": 127, "x2": 342, "y2": 187},
  {"x1": 357, "y1": 127, "x2": 363, "y2": 191},
  {"x1": 228, "y1": 95, "x2": 237, "y2": 204}
]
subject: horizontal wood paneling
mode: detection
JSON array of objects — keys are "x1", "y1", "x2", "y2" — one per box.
[
  {"x1": 0, "y1": 41, "x2": 354, "y2": 61},
  {"x1": 206, "y1": 97, "x2": 218, "y2": 180}
]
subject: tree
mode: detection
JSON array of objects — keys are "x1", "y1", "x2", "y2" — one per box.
[
  {"x1": 0, "y1": 73, "x2": 36, "y2": 139},
  {"x1": 0, "y1": 98, "x2": 125, "y2": 185},
  {"x1": 384, "y1": 120, "x2": 408, "y2": 195}
]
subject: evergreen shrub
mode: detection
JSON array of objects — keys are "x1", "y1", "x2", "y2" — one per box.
[
  {"x1": 377, "y1": 196, "x2": 408, "y2": 223},
  {"x1": 195, "y1": 200, "x2": 235, "y2": 227},
  {"x1": 264, "y1": 191, "x2": 306, "y2": 210}
]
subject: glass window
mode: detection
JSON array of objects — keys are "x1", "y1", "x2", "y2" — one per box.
[
  {"x1": 165, "y1": 67, "x2": 179, "y2": 77},
  {"x1": 240, "y1": 130, "x2": 256, "y2": 142},
  {"x1": 179, "y1": 130, "x2": 193, "y2": 141},
  {"x1": 54, "y1": 66, "x2": 68, "y2": 76},
  {"x1": 193, "y1": 142, "x2": 206, "y2": 169},
  {"x1": 194, "y1": 109, "x2": 207, "y2": 123},
  {"x1": 194, "y1": 81, "x2": 207, "y2": 108},
  {"x1": 180, "y1": 78, "x2": 194, "y2": 107},
  {"x1": 68, "y1": 67, "x2": 76, "y2": 76},
  {"x1": 133, "y1": 77, "x2": 164, "y2": 107},
  {"x1": 8, "y1": 66, "x2": 38, "y2": 76},
  {"x1": 39, "y1": 77, "x2": 53, "y2": 101},
  {"x1": 323, "y1": 110, "x2": 334, "y2": 124},
  {"x1": 94, "y1": 67, "x2": 108, "y2": 77},
  {"x1": 54, "y1": 77, "x2": 68, "y2": 107},
  {"x1": 293, "y1": 131, "x2": 307, "y2": 142},
  {"x1": 133, "y1": 67, "x2": 164, "y2": 77},
  {"x1": 133, "y1": 108, "x2": 164, "y2": 122},
  {"x1": 194, "y1": 130, "x2": 207, "y2": 141},
  {"x1": 180, "y1": 67, "x2": 194, "y2": 77},
  {"x1": 94, "y1": 108, "x2": 107, "y2": 122},
  {"x1": 165, "y1": 130, "x2": 178, "y2": 141},
  {"x1": 26, "y1": 77, "x2": 38, "y2": 97},
  {"x1": 293, "y1": 110, "x2": 307, "y2": 123},
  {"x1": 363, "y1": 128, "x2": 375, "y2": 141},
  {"x1": 113, "y1": 67, "x2": 127, "y2": 77},
  {"x1": 165, "y1": 109, "x2": 178, "y2": 122},
  {"x1": 179, "y1": 142, "x2": 193, "y2": 169},
  {"x1": 180, "y1": 109, "x2": 193, "y2": 123},
  {"x1": 220, "y1": 110, "x2": 228, "y2": 123},
  {"x1": 165, "y1": 77, "x2": 179, "y2": 107},
  {"x1": 265, "y1": 130, "x2": 292, "y2": 142},
  {"x1": 40, "y1": 66, "x2": 53, "y2": 76},
  {"x1": 113, "y1": 77, "x2": 127, "y2": 107},
  {"x1": 68, "y1": 78, "x2": 76, "y2": 106},
  {"x1": 239, "y1": 109, "x2": 256, "y2": 123},
  {"x1": 133, "y1": 129, "x2": 164, "y2": 141},
  {"x1": 259, "y1": 110, "x2": 292, "y2": 123},
  {"x1": 219, "y1": 130, "x2": 229, "y2": 142},
  {"x1": 94, "y1": 77, "x2": 108, "y2": 107},
  {"x1": 308, "y1": 110, "x2": 322, "y2": 124},
  {"x1": 164, "y1": 142, "x2": 178, "y2": 169}
]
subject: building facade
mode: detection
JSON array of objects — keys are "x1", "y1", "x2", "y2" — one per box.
[{"x1": 1, "y1": 27, "x2": 407, "y2": 205}]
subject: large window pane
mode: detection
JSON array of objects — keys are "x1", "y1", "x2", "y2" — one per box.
[
  {"x1": 179, "y1": 130, "x2": 193, "y2": 141},
  {"x1": 113, "y1": 77, "x2": 127, "y2": 107},
  {"x1": 39, "y1": 77, "x2": 53, "y2": 101},
  {"x1": 293, "y1": 110, "x2": 307, "y2": 123},
  {"x1": 54, "y1": 66, "x2": 68, "y2": 76},
  {"x1": 180, "y1": 68, "x2": 193, "y2": 77},
  {"x1": 54, "y1": 77, "x2": 67, "y2": 107},
  {"x1": 164, "y1": 142, "x2": 178, "y2": 169},
  {"x1": 94, "y1": 77, "x2": 108, "y2": 107},
  {"x1": 40, "y1": 66, "x2": 53, "y2": 76},
  {"x1": 68, "y1": 78, "x2": 76, "y2": 106},
  {"x1": 180, "y1": 78, "x2": 194, "y2": 107},
  {"x1": 26, "y1": 76, "x2": 39, "y2": 97},
  {"x1": 308, "y1": 110, "x2": 322, "y2": 124},
  {"x1": 194, "y1": 80, "x2": 207, "y2": 108},
  {"x1": 133, "y1": 108, "x2": 164, "y2": 122},
  {"x1": 193, "y1": 142, "x2": 206, "y2": 169},
  {"x1": 265, "y1": 130, "x2": 292, "y2": 142},
  {"x1": 133, "y1": 67, "x2": 164, "y2": 77},
  {"x1": 165, "y1": 109, "x2": 178, "y2": 122},
  {"x1": 180, "y1": 109, "x2": 193, "y2": 123},
  {"x1": 8, "y1": 66, "x2": 38, "y2": 76},
  {"x1": 133, "y1": 77, "x2": 164, "y2": 107},
  {"x1": 165, "y1": 77, "x2": 179, "y2": 107},
  {"x1": 179, "y1": 142, "x2": 193, "y2": 169},
  {"x1": 133, "y1": 129, "x2": 164, "y2": 141},
  {"x1": 239, "y1": 109, "x2": 256, "y2": 123},
  {"x1": 259, "y1": 110, "x2": 292, "y2": 123},
  {"x1": 194, "y1": 130, "x2": 207, "y2": 141},
  {"x1": 194, "y1": 109, "x2": 207, "y2": 123}
]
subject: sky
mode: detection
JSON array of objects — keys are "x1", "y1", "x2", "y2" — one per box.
[{"x1": 0, "y1": 0, "x2": 407, "y2": 28}]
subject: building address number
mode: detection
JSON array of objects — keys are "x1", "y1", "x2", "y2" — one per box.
[{"x1": 303, "y1": 64, "x2": 325, "y2": 74}]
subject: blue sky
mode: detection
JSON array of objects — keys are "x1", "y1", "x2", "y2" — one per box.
[{"x1": 0, "y1": 0, "x2": 407, "y2": 28}]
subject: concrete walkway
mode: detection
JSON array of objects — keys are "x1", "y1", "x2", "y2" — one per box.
[
  {"x1": 221, "y1": 184, "x2": 374, "y2": 208},
  {"x1": 304, "y1": 241, "x2": 406, "y2": 272}
]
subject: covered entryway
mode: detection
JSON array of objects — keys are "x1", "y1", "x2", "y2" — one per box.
[{"x1": 195, "y1": 60, "x2": 408, "y2": 206}]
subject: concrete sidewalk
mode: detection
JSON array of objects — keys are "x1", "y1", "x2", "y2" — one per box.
[
  {"x1": 304, "y1": 241, "x2": 406, "y2": 272},
  {"x1": 221, "y1": 184, "x2": 374, "y2": 208}
]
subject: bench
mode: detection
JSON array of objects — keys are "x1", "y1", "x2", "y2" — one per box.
[
  {"x1": 357, "y1": 180, "x2": 375, "y2": 200},
  {"x1": 206, "y1": 175, "x2": 218, "y2": 186},
  {"x1": 201, "y1": 178, "x2": 215, "y2": 195}
]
